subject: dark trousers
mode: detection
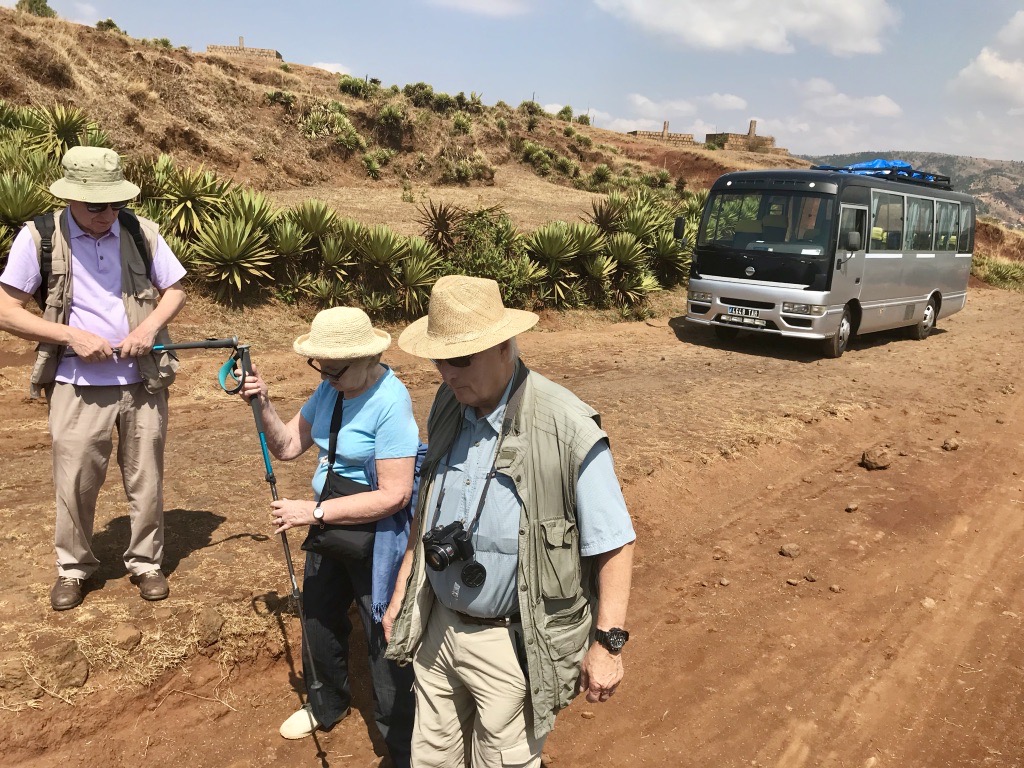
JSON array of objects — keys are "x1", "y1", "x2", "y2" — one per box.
[{"x1": 303, "y1": 551, "x2": 415, "y2": 768}]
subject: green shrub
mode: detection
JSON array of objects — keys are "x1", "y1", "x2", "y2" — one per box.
[
  {"x1": 403, "y1": 82, "x2": 435, "y2": 108},
  {"x1": 562, "y1": 125, "x2": 575, "y2": 138},
  {"x1": 280, "y1": 63, "x2": 292, "y2": 73},
  {"x1": 556, "y1": 105, "x2": 573, "y2": 122},
  {"x1": 16, "y1": 0, "x2": 56, "y2": 17},
  {"x1": 496, "y1": 117, "x2": 508, "y2": 136},
  {"x1": 575, "y1": 134, "x2": 593, "y2": 149},
  {"x1": 375, "y1": 102, "x2": 408, "y2": 142},
  {"x1": 339, "y1": 74, "x2": 378, "y2": 99},
  {"x1": 518, "y1": 100, "x2": 543, "y2": 116},
  {"x1": 591, "y1": 164, "x2": 613, "y2": 185},
  {"x1": 526, "y1": 115, "x2": 539, "y2": 133},
  {"x1": 452, "y1": 112, "x2": 472, "y2": 135},
  {"x1": 554, "y1": 155, "x2": 579, "y2": 178},
  {"x1": 265, "y1": 90, "x2": 296, "y2": 110},
  {"x1": 95, "y1": 18, "x2": 122, "y2": 32},
  {"x1": 576, "y1": 114, "x2": 591, "y2": 126},
  {"x1": 431, "y1": 92, "x2": 457, "y2": 114}
]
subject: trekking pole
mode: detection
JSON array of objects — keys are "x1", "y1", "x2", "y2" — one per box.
[
  {"x1": 65, "y1": 337, "x2": 241, "y2": 357},
  {"x1": 221, "y1": 344, "x2": 325, "y2": 713}
]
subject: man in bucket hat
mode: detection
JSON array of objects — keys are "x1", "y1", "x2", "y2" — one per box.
[
  {"x1": 0, "y1": 146, "x2": 187, "y2": 610},
  {"x1": 384, "y1": 275, "x2": 636, "y2": 768}
]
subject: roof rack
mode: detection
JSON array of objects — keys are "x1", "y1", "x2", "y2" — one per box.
[{"x1": 811, "y1": 159, "x2": 953, "y2": 190}]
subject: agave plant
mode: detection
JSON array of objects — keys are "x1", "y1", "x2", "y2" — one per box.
[
  {"x1": 161, "y1": 166, "x2": 231, "y2": 237},
  {"x1": 359, "y1": 289, "x2": 398, "y2": 320},
  {"x1": 398, "y1": 236, "x2": 443, "y2": 317},
  {"x1": 416, "y1": 199, "x2": 465, "y2": 255},
  {"x1": 319, "y1": 234, "x2": 354, "y2": 282},
  {"x1": 682, "y1": 189, "x2": 709, "y2": 220},
  {"x1": 0, "y1": 172, "x2": 55, "y2": 232},
  {"x1": 605, "y1": 231, "x2": 649, "y2": 274},
  {"x1": 305, "y1": 275, "x2": 350, "y2": 309},
  {"x1": 163, "y1": 232, "x2": 197, "y2": 272},
  {"x1": 191, "y1": 216, "x2": 278, "y2": 304},
  {"x1": 567, "y1": 222, "x2": 606, "y2": 261},
  {"x1": 577, "y1": 253, "x2": 616, "y2": 308},
  {"x1": 335, "y1": 218, "x2": 368, "y2": 255},
  {"x1": 22, "y1": 104, "x2": 100, "y2": 158},
  {"x1": 648, "y1": 228, "x2": 690, "y2": 288},
  {"x1": 613, "y1": 269, "x2": 661, "y2": 310},
  {"x1": 618, "y1": 195, "x2": 671, "y2": 247},
  {"x1": 0, "y1": 133, "x2": 59, "y2": 182},
  {"x1": 357, "y1": 225, "x2": 408, "y2": 291},
  {"x1": 288, "y1": 199, "x2": 339, "y2": 246},
  {"x1": 123, "y1": 153, "x2": 174, "y2": 203},
  {"x1": 222, "y1": 188, "x2": 279, "y2": 232},
  {"x1": 588, "y1": 194, "x2": 626, "y2": 235},
  {"x1": 524, "y1": 222, "x2": 580, "y2": 309},
  {"x1": 270, "y1": 217, "x2": 311, "y2": 262}
]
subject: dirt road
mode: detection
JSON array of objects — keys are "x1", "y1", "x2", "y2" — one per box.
[{"x1": 1, "y1": 285, "x2": 1022, "y2": 767}]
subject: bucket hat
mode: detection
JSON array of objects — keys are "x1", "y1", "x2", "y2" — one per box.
[
  {"x1": 293, "y1": 307, "x2": 391, "y2": 360},
  {"x1": 398, "y1": 275, "x2": 538, "y2": 359},
  {"x1": 49, "y1": 146, "x2": 141, "y2": 204}
]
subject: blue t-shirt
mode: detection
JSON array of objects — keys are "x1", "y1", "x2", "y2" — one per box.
[{"x1": 299, "y1": 366, "x2": 419, "y2": 497}]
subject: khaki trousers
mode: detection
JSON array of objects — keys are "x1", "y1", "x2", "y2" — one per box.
[
  {"x1": 411, "y1": 602, "x2": 546, "y2": 768},
  {"x1": 48, "y1": 382, "x2": 167, "y2": 579}
]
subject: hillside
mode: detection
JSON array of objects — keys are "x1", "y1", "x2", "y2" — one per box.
[
  {"x1": 803, "y1": 151, "x2": 1024, "y2": 229},
  {"x1": 0, "y1": 7, "x2": 809, "y2": 234}
]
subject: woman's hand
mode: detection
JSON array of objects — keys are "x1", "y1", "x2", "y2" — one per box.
[
  {"x1": 236, "y1": 362, "x2": 269, "y2": 404},
  {"x1": 383, "y1": 601, "x2": 401, "y2": 642},
  {"x1": 270, "y1": 498, "x2": 316, "y2": 534}
]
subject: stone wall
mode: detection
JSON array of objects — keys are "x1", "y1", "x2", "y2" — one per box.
[
  {"x1": 630, "y1": 119, "x2": 788, "y2": 155},
  {"x1": 205, "y1": 36, "x2": 282, "y2": 62},
  {"x1": 627, "y1": 130, "x2": 699, "y2": 147}
]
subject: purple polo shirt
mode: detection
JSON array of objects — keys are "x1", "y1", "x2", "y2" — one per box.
[{"x1": 0, "y1": 209, "x2": 186, "y2": 386}]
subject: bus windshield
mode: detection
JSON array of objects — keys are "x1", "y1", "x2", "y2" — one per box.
[{"x1": 699, "y1": 190, "x2": 835, "y2": 255}]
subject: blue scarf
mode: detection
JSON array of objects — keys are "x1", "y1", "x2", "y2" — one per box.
[{"x1": 365, "y1": 443, "x2": 428, "y2": 623}]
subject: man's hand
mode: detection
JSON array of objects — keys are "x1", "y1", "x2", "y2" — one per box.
[
  {"x1": 118, "y1": 325, "x2": 158, "y2": 357},
  {"x1": 577, "y1": 642, "x2": 624, "y2": 703},
  {"x1": 68, "y1": 328, "x2": 114, "y2": 362}
]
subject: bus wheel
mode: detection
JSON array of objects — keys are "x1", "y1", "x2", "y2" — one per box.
[
  {"x1": 714, "y1": 325, "x2": 740, "y2": 342},
  {"x1": 823, "y1": 306, "x2": 853, "y2": 359},
  {"x1": 909, "y1": 297, "x2": 938, "y2": 340}
]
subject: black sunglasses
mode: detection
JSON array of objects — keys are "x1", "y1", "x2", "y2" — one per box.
[
  {"x1": 307, "y1": 358, "x2": 349, "y2": 380},
  {"x1": 85, "y1": 201, "x2": 130, "y2": 213},
  {"x1": 431, "y1": 353, "x2": 475, "y2": 368}
]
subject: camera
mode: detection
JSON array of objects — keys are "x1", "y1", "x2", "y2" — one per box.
[{"x1": 423, "y1": 520, "x2": 475, "y2": 571}]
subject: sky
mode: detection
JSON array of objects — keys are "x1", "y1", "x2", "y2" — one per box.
[{"x1": 8, "y1": 0, "x2": 1024, "y2": 162}]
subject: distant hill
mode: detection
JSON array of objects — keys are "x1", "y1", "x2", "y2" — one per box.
[{"x1": 801, "y1": 151, "x2": 1024, "y2": 230}]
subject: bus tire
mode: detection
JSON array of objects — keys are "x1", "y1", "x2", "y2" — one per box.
[
  {"x1": 823, "y1": 306, "x2": 853, "y2": 359},
  {"x1": 908, "y1": 296, "x2": 938, "y2": 340},
  {"x1": 714, "y1": 325, "x2": 740, "y2": 342}
]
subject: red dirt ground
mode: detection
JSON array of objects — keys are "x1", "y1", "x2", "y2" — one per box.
[{"x1": 1, "y1": 285, "x2": 1023, "y2": 767}]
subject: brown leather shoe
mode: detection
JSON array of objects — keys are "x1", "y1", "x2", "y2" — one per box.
[
  {"x1": 51, "y1": 576, "x2": 85, "y2": 611},
  {"x1": 132, "y1": 570, "x2": 169, "y2": 601}
]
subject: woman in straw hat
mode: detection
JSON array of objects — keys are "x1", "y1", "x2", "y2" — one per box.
[
  {"x1": 384, "y1": 275, "x2": 635, "y2": 768},
  {"x1": 235, "y1": 306, "x2": 416, "y2": 764}
]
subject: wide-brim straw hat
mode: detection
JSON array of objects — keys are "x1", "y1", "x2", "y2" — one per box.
[
  {"x1": 293, "y1": 307, "x2": 391, "y2": 360},
  {"x1": 398, "y1": 275, "x2": 539, "y2": 359},
  {"x1": 49, "y1": 146, "x2": 141, "y2": 204}
]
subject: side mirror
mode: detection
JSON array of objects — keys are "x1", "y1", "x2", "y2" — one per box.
[
  {"x1": 673, "y1": 216, "x2": 687, "y2": 241},
  {"x1": 844, "y1": 231, "x2": 862, "y2": 251}
]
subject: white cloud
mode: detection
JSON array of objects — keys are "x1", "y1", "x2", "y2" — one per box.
[
  {"x1": 794, "y1": 78, "x2": 901, "y2": 117},
  {"x1": 312, "y1": 62, "x2": 350, "y2": 74},
  {"x1": 996, "y1": 10, "x2": 1024, "y2": 50},
  {"x1": 69, "y1": 2, "x2": 98, "y2": 24},
  {"x1": 704, "y1": 92, "x2": 746, "y2": 111},
  {"x1": 593, "y1": 0, "x2": 898, "y2": 56},
  {"x1": 424, "y1": 0, "x2": 532, "y2": 18},
  {"x1": 949, "y1": 48, "x2": 1024, "y2": 108},
  {"x1": 627, "y1": 92, "x2": 695, "y2": 118}
]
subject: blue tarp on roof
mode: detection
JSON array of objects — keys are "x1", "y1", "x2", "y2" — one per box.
[{"x1": 811, "y1": 159, "x2": 951, "y2": 188}]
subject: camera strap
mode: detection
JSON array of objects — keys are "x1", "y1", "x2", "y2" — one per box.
[{"x1": 428, "y1": 361, "x2": 530, "y2": 534}]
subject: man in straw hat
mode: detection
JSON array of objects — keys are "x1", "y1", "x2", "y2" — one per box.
[
  {"x1": 234, "y1": 306, "x2": 417, "y2": 764},
  {"x1": 384, "y1": 275, "x2": 635, "y2": 767},
  {"x1": 0, "y1": 146, "x2": 187, "y2": 611}
]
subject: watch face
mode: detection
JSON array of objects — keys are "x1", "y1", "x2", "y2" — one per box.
[
  {"x1": 313, "y1": 507, "x2": 324, "y2": 520},
  {"x1": 607, "y1": 631, "x2": 626, "y2": 651}
]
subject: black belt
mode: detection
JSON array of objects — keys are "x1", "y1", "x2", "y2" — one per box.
[{"x1": 455, "y1": 611, "x2": 521, "y2": 628}]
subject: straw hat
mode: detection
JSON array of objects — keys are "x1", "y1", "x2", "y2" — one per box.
[
  {"x1": 398, "y1": 275, "x2": 538, "y2": 359},
  {"x1": 49, "y1": 147, "x2": 141, "y2": 204},
  {"x1": 293, "y1": 307, "x2": 391, "y2": 360}
]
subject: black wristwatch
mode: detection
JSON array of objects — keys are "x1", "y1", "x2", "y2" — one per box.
[{"x1": 595, "y1": 627, "x2": 630, "y2": 654}]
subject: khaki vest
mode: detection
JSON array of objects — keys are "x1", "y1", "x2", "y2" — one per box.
[
  {"x1": 386, "y1": 365, "x2": 607, "y2": 738},
  {"x1": 25, "y1": 209, "x2": 179, "y2": 398}
]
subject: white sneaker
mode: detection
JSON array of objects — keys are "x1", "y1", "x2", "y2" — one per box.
[{"x1": 280, "y1": 707, "x2": 319, "y2": 739}]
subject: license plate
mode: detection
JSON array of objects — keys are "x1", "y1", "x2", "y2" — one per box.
[{"x1": 727, "y1": 306, "x2": 760, "y2": 318}]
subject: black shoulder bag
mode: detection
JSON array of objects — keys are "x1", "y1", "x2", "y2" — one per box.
[{"x1": 301, "y1": 391, "x2": 378, "y2": 561}]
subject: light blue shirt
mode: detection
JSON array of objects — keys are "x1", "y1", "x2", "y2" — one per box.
[
  {"x1": 299, "y1": 366, "x2": 419, "y2": 497},
  {"x1": 425, "y1": 376, "x2": 635, "y2": 617}
]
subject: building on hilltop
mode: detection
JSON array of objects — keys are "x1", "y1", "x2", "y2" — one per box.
[
  {"x1": 205, "y1": 36, "x2": 283, "y2": 63},
  {"x1": 629, "y1": 119, "x2": 788, "y2": 155}
]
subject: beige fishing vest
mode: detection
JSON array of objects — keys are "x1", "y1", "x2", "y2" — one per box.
[
  {"x1": 25, "y1": 209, "x2": 178, "y2": 398},
  {"x1": 386, "y1": 365, "x2": 608, "y2": 738}
]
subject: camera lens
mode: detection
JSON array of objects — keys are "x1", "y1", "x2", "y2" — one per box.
[{"x1": 425, "y1": 545, "x2": 452, "y2": 571}]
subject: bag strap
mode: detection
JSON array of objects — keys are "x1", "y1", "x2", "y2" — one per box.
[
  {"x1": 118, "y1": 208, "x2": 153, "y2": 279},
  {"x1": 327, "y1": 390, "x2": 344, "y2": 465},
  {"x1": 33, "y1": 211, "x2": 57, "y2": 311}
]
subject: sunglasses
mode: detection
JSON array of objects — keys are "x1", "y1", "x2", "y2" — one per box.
[
  {"x1": 85, "y1": 201, "x2": 130, "y2": 213},
  {"x1": 307, "y1": 358, "x2": 349, "y2": 380},
  {"x1": 431, "y1": 353, "x2": 475, "y2": 368}
]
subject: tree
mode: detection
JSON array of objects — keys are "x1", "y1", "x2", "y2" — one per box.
[{"x1": 16, "y1": 0, "x2": 57, "y2": 17}]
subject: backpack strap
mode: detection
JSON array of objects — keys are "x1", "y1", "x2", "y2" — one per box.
[
  {"x1": 33, "y1": 212, "x2": 57, "y2": 311},
  {"x1": 118, "y1": 208, "x2": 153, "y2": 279}
]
